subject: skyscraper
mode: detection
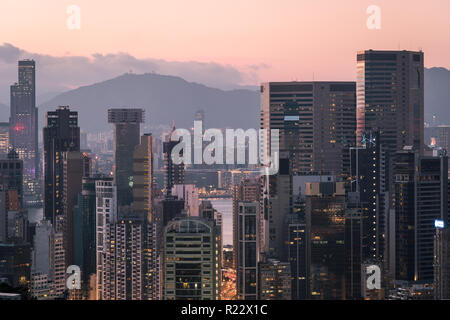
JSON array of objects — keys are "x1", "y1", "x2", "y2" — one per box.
[
  {"x1": 74, "y1": 175, "x2": 103, "y2": 299},
  {"x1": 356, "y1": 50, "x2": 424, "y2": 155},
  {"x1": 434, "y1": 225, "x2": 450, "y2": 299},
  {"x1": 132, "y1": 134, "x2": 154, "y2": 221},
  {"x1": 258, "y1": 259, "x2": 291, "y2": 300},
  {"x1": 349, "y1": 132, "x2": 389, "y2": 262},
  {"x1": 164, "y1": 217, "x2": 220, "y2": 300},
  {"x1": 43, "y1": 106, "x2": 80, "y2": 227},
  {"x1": 232, "y1": 178, "x2": 260, "y2": 269},
  {"x1": 260, "y1": 81, "x2": 356, "y2": 175},
  {"x1": 306, "y1": 181, "x2": 346, "y2": 300},
  {"x1": 9, "y1": 60, "x2": 38, "y2": 203},
  {"x1": 163, "y1": 126, "x2": 184, "y2": 196},
  {"x1": 236, "y1": 201, "x2": 259, "y2": 300},
  {"x1": 62, "y1": 151, "x2": 90, "y2": 267},
  {"x1": 393, "y1": 148, "x2": 449, "y2": 282},
  {"x1": 108, "y1": 108, "x2": 144, "y2": 208}
]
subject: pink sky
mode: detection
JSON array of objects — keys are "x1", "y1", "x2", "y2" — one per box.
[{"x1": 1, "y1": 0, "x2": 449, "y2": 85}]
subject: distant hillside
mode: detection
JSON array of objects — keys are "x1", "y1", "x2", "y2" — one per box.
[
  {"x1": 425, "y1": 67, "x2": 450, "y2": 124},
  {"x1": 0, "y1": 103, "x2": 8, "y2": 122},
  {"x1": 38, "y1": 73, "x2": 260, "y2": 132}
]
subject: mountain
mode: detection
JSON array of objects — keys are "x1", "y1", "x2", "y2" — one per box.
[
  {"x1": 38, "y1": 73, "x2": 260, "y2": 132},
  {"x1": 425, "y1": 67, "x2": 450, "y2": 124},
  {"x1": 36, "y1": 67, "x2": 450, "y2": 133}
]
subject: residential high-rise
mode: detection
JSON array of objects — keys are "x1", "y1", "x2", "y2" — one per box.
[
  {"x1": 95, "y1": 177, "x2": 117, "y2": 300},
  {"x1": 9, "y1": 60, "x2": 38, "y2": 203},
  {"x1": 356, "y1": 50, "x2": 424, "y2": 155},
  {"x1": 306, "y1": 181, "x2": 346, "y2": 300},
  {"x1": 260, "y1": 81, "x2": 356, "y2": 175},
  {"x1": 108, "y1": 108, "x2": 144, "y2": 207},
  {"x1": 43, "y1": 106, "x2": 80, "y2": 226},
  {"x1": 164, "y1": 217, "x2": 220, "y2": 300},
  {"x1": 95, "y1": 177, "x2": 158, "y2": 300}
]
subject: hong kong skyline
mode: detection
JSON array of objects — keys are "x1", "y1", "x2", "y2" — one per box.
[{"x1": 2, "y1": 0, "x2": 450, "y2": 313}]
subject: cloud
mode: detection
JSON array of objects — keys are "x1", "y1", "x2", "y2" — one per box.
[{"x1": 0, "y1": 43, "x2": 266, "y2": 104}]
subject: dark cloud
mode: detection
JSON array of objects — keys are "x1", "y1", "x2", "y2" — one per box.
[{"x1": 0, "y1": 43, "x2": 264, "y2": 104}]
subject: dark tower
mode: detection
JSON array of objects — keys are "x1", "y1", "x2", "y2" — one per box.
[
  {"x1": 43, "y1": 106, "x2": 80, "y2": 227},
  {"x1": 108, "y1": 108, "x2": 144, "y2": 207}
]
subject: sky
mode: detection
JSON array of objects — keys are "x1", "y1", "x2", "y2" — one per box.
[{"x1": 0, "y1": 0, "x2": 449, "y2": 91}]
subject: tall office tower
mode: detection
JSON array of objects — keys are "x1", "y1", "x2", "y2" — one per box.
[
  {"x1": 232, "y1": 178, "x2": 260, "y2": 270},
  {"x1": 30, "y1": 219, "x2": 65, "y2": 299},
  {"x1": 0, "y1": 123, "x2": 9, "y2": 157},
  {"x1": 163, "y1": 128, "x2": 184, "y2": 196},
  {"x1": 258, "y1": 259, "x2": 291, "y2": 300},
  {"x1": 306, "y1": 181, "x2": 346, "y2": 300},
  {"x1": 287, "y1": 191, "x2": 307, "y2": 300},
  {"x1": 434, "y1": 224, "x2": 450, "y2": 299},
  {"x1": 132, "y1": 134, "x2": 154, "y2": 221},
  {"x1": 74, "y1": 175, "x2": 103, "y2": 299},
  {"x1": 266, "y1": 156, "x2": 292, "y2": 261},
  {"x1": 356, "y1": 50, "x2": 424, "y2": 156},
  {"x1": 95, "y1": 177, "x2": 117, "y2": 300},
  {"x1": 62, "y1": 151, "x2": 90, "y2": 267},
  {"x1": 108, "y1": 108, "x2": 144, "y2": 207},
  {"x1": 345, "y1": 195, "x2": 364, "y2": 300},
  {"x1": 43, "y1": 106, "x2": 80, "y2": 226},
  {"x1": 260, "y1": 81, "x2": 356, "y2": 175},
  {"x1": 349, "y1": 132, "x2": 389, "y2": 263},
  {"x1": 164, "y1": 217, "x2": 220, "y2": 300},
  {"x1": 236, "y1": 201, "x2": 259, "y2": 300},
  {"x1": 9, "y1": 60, "x2": 38, "y2": 203},
  {"x1": 393, "y1": 148, "x2": 449, "y2": 282}
]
